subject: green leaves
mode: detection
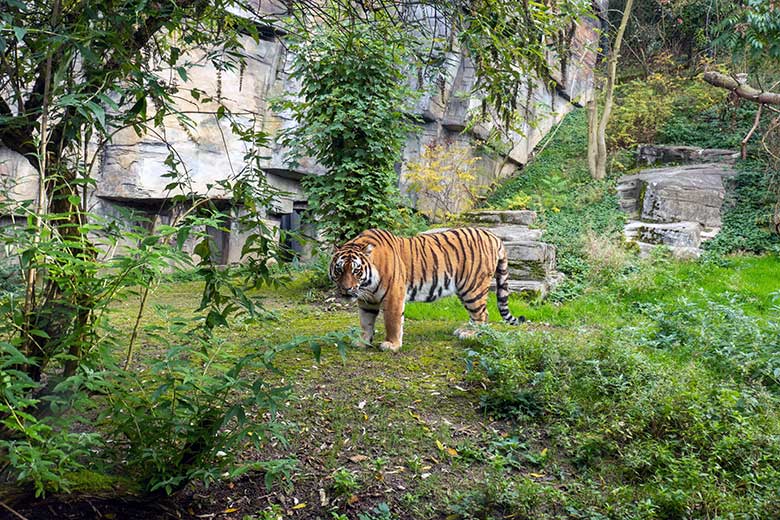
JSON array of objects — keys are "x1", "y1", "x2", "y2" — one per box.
[
  {"x1": 277, "y1": 15, "x2": 419, "y2": 243},
  {"x1": 718, "y1": 0, "x2": 780, "y2": 62},
  {"x1": 458, "y1": 0, "x2": 591, "y2": 131}
]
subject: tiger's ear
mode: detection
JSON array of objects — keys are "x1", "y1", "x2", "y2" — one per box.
[{"x1": 363, "y1": 243, "x2": 374, "y2": 255}]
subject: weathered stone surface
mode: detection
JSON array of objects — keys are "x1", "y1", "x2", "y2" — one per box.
[
  {"x1": 617, "y1": 163, "x2": 737, "y2": 228},
  {"x1": 624, "y1": 221, "x2": 702, "y2": 248},
  {"x1": 637, "y1": 144, "x2": 739, "y2": 166},
  {"x1": 464, "y1": 210, "x2": 538, "y2": 226},
  {"x1": 671, "y1": 246, "x2": 702, "y2": 260},
  {"x1": 0, "y1": 147, "x2": 38, "y2": 208},
  {"x1": 619, "y1": 159, "x2": 736, "y2": 258},
  {"x1": 485, "y1": 225, "x2": 543, "y2": 242}
]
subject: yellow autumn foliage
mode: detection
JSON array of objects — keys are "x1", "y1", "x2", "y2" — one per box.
[{"x1": 405, "y1": 142, "x2": 484, "y2": 222}]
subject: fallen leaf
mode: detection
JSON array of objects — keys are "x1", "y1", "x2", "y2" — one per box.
[
  {"x1": 347, "y1": 495, "x2": 359, "y2": 505},
  {"x1": 529, "y1": 472, "x2": 545, "y2": 478},
  {"x1": 292, "y1": 503, "x2": 307, "y2": 510},
  {"x1": 224, "y1": 508, "x2": 238, "y2": 513},
  {"x1": 446, "y1": 447, "x2": 459, "y2": 457},
  {"x1": 435, "y1": 439, "x2": 445, "y2": 451},
  {"x1": 349, "y1": 454, "x2": 369, "y2": 463}
]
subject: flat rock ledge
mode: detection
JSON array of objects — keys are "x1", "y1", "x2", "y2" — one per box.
[
  {"x1": 464, "y1": 210, "x2": 537, "y2": 226},
  {"x1": 637, "y1": 144, "x2": 739, "y2": 166},
  {"x1": 429, "y1": 210, "x2": 562, "y2": 298},
  {"x1": 617, "y1": 160, "x2": 737, "y2": 258}
]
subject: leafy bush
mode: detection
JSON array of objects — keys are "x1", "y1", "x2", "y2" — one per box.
[
  {"x1": 275, "y1": 15, "x2": 418, "y2": 243},
  {"x1": 0, "y1": 187, "x2": 328, "y2": 498},
  {"x1": 608, "y1": 73, "x2": 728, "y2": 150},
  {"x1": 608, "y1": 73, "x2": 680, "y2": 150},
  {"x1": 405, "y1": 142, "x2": 483, "y2": 222},
  {"x1": 465, "y1": 313, "x2": 780, "y2": 517},
  {"x1": 102, "y1": 335, "x2": 292, "y2": 494},
  {"x1": 704, "y1": 163, "x2": 780, "y2": 256},
  {"x1": 637, "y1": 296, "x2": 780, "y2": 391}
]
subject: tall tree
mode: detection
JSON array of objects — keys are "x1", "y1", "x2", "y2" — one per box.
[
  {"x1": 0, "y1": 0, "x2": 272, "y2": 380},
  {"x1": 587, "y1": 0, "x2": 634, "y2": 180}
]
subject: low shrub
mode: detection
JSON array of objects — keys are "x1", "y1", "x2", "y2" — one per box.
[
  {"x1": 465, "y1": 307, "x2": 780, "y2": 517},
  {"x1": 637, "y1": 295, "x2": 780, "y2": 391},
  {"x1": 704, "y1": 164, "x2": 780, "y2": 256}
]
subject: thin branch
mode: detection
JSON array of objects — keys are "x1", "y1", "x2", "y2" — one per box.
[{"x1": 741, "y1": 103, "x2": 763, "y2": 160}]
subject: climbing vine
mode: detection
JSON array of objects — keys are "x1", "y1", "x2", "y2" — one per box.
[{"x1": 275, "y1": 13, "x2": 418, "y2": 243}]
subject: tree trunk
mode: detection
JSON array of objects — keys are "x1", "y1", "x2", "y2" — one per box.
[
  {"x1": 589, "y1": 0, "x2": 634, "y2": 180},
  {"x1": 587, "y1": 99, "x2": 598, "y2": 176}
]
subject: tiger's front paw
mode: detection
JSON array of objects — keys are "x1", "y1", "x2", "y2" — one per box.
[{"x1": 379, "y1": 341, "x2": 402, "y2": 353}]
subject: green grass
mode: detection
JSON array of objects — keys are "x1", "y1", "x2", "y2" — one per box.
[{"x1": 110, "y1": 251, "x2": 780, "y2": 518}]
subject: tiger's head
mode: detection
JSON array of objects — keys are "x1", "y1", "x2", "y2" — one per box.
[{"x1": 330, "y1": 243, "x2": 375, "y2": 300}]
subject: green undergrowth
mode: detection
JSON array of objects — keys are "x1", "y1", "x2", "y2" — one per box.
[
  {"x1": 103, "y1": 251, "x2": 780, "y2": 519},
  {"x1": 705, "y1": 163, "x2": 780, "y2": 256},
  {"x1": 485, "y1": 109, "x2": 631, "y2": 300}
]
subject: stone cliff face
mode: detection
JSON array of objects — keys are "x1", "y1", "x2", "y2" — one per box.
[{"x1": 1, "y1": 3, "x2": 600, "y2": 263}]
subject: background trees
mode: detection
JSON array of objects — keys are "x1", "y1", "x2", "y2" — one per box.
[{"x1": 0, "y1": 0, "x2": 299, "y2": 496}]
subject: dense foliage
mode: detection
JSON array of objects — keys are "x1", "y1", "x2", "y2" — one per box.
[
  {"x1": 458, "y1": 0, "x2": 590, "y2": 130},
  {"x1": 705, "y1": 164, "x2": 780, "y2": 255},
  {"x1": 465, "y1": 286, "x2": 780, "y2": 517},
  {"x1": 275, "y1": 16, "x2": 418, "y2": 244},
  {"x1": 0, "y1": 0, "x2": 315, "y2": 498},
  {"x1": 718, "y1": 0, "x2": 780, "y2": 63}
]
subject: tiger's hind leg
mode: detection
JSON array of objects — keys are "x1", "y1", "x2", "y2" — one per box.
[{"x1": 454, "y1": 278, "x2": 491, "y2": 340}]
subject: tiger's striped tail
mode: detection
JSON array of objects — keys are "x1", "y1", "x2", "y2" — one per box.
[{"x1": 496, "y1": 244, "x2": 526, "y2": 325}]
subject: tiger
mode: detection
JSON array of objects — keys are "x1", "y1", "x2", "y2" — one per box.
[{"x1": 329, "y1": 227, "x2": 526, "y2": 352}]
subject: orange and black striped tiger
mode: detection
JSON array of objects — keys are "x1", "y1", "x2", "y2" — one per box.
[{"x1": 329, "y1": 228, "x2": 526, "y2": 352}]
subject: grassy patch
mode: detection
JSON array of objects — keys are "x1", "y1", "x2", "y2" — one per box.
[{"x1": 94, "y1": 251, "x2": 780, "y2": 518}]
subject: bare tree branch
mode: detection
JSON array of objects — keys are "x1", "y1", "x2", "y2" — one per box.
[{"x1": 703, "y1": 71, "x2": 780, "y2": 106}]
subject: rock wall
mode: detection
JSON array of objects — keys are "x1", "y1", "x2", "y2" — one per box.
[
  {"x1": 618, "y1": 161, "x2": 738, "y2": 259},
  {"x1": 1, "y1": 4, "x2": 600, "y2": 263}
]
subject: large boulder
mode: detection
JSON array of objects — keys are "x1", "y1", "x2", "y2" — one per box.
[
  {"x1": 463, "y1": 210, "x2": 537, "y2": 226},
  {"x1": 617, "y1": 163, "x2": 738, "y2": 228},
  {"x1": 624, "y1": 221, "x2": 702, "y2": 248},
  {"x1": 618, "y1": 161, "x2": 738, "y2": 258}
]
